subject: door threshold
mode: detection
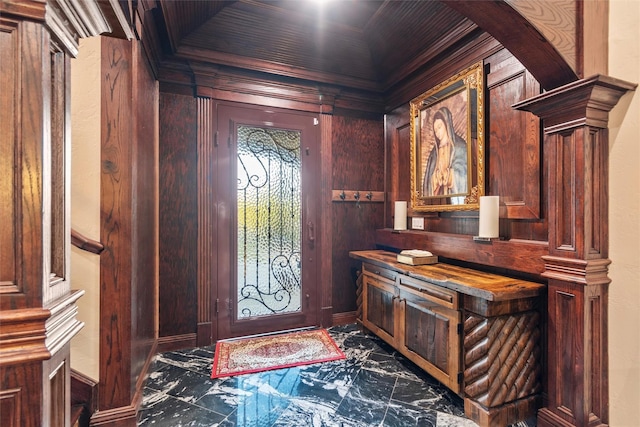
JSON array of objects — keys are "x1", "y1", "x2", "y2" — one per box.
[{"x1": 219, "y1": 326, "x2": 319, "y2": 342}]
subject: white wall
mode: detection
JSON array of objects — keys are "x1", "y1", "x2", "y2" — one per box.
[
  {"x1": 608, "y1": 0, "x2": 640, "y2": 425},
  {"x1": 69, "y1": 36, "x2": 101, "y2": 381}
]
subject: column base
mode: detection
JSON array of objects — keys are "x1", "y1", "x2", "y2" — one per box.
[{"x1": 465, "y1": 395, "x2": 541, "y2": 427}]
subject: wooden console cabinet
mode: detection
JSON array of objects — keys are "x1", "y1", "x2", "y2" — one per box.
[{"x1": 351, "y1": 250, "x2": 546, "y2": 427}]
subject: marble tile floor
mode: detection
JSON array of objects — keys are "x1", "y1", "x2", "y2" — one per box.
[{"x1": 138, "y1": 324, "x2": 535, "y2": 427}]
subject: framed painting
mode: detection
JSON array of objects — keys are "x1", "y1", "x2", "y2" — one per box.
[{"x1": 410, "y1": 61, "x2": 484, "y2": 212}]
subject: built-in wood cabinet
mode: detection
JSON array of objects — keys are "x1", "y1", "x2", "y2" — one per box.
[
  {"x1": 353, "y1": 250, "x2": 546, "y2": 427},
  {"x1": 362, "y1": 262, "x2": 462, "y2": 392}
]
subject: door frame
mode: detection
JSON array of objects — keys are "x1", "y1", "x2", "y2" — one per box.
[{"x1": 205, "y1": 101, "x2": 324, "y2": 342}]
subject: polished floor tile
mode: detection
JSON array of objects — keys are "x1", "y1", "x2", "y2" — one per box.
[{"x1": 138, "y1": 324, "x2": 535, "y2": 427}]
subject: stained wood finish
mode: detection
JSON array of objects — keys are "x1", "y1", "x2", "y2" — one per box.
[
  {"x1": 514, "y1": 75, "x2": 636, "y2": 427},
  {"x1": 384, "y1": 104, "x2": 412, "y2": 228},
  {"x1": 158, "y1": 91, "x2": 198, "y2": 347},
  {"x1": 485, "y1": 49, "x2": 542, "y2": 219},
  {"x1": 95, "y1": 32, "x2": 159, "y2": 424},
  {"x1": 197, "y1": 97, "x2": 214, "y2": 345},
  {"x1": 166, "y1": 1, "x2": 475, "y2": 93},
  {"x1": 319, "y1": 113, "x2": 334, "y2": 327},
  {"x1": 71, "y1": 228, "x2": 104, "y2": 254},
  {"x1": 331, "y1": 115, "x2": 385, "y2": 315},
  {"x1": 399, "y1": 285, "x2": 461, "y2": 392},
  {"x1": 463, "y1": 311, "x2": 542, "y2": 417},
  {"x1": 376, "y1": 229, "x2": 548, "y2": 277},
  {"x1": 131, "y1": 38, "x2": 158, "y2": 390},
  {"x1": 213, "y1": 103, "x2": 321, "y2": 340},
  {"x1": 0, "y1": 18, "x2": 45, "y2": 309},
  {"x1": 0, "y1": 1, "x2": 99, "y2": 425},
  {"x1": 354, "y1": 250, "x2": 543, "y2": 426},
  {"x1": 442, "y1": 0, "x2": 578, "y2": 91},
  {"x1": 0, "y1": 361, "x2": 43, "y2": 427},
  {"x1": 99, "y1": 36, "x2": 134, "y2": 412},
  {"x1": 351, "y1": 250, "x2": 545, "y2": 302},
  {"x1": 363, "y1": 275, "x2": 396, "y2": 340},
  {"x1": 384, "y1": 49, "x2": 547, "y2": 241}
]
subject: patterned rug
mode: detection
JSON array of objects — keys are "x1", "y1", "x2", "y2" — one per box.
[{"x1": 211, "y1": 328, "x2": 345, "y2": 379}]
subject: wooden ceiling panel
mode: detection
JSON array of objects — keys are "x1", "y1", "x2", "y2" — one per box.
[
  {"x1": 182, "y1": 5, "x2": 379, "y2": 83},
  {"x1": 156, "y1": 0, "x2": 480, "y2": 93},
  {"x1": 363, "y1": 1, "x2": 474, "y2": 83}
]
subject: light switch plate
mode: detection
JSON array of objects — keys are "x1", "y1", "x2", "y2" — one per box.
[{"x1": 411, "y1": 217, "x2": 424, "y2": 230}]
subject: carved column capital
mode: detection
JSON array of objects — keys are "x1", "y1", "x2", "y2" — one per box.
[{"x1": 514, "y1": 74, "x2": 637, "y2": 131}]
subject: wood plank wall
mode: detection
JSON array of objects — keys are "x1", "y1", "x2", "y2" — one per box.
[
  {"x1": 130, "y1": 40, "x2": 158, "y2": 383},
  {"x1": 155, "y1": 49, "x2": 549, "y2": 336},
  {"x1": 158, "y1": 92, "x2": 198, "y2": 350},
  {"x1": 384, "y1": 48, "x2": 548, "y2": 262},
  {"x1": 331, "y1": 115, "x2": 385, "y2": 315},
  {"x1": 94, "y1": 35, "x2": 158, "y2": 422}
]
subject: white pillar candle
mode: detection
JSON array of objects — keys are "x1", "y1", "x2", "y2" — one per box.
[
  {"x1": 478, "y1": 196, "x2": 499, "y2": 238},
  {"x1": 393, "y1": 201, "x2": 407, "y2": 231}
]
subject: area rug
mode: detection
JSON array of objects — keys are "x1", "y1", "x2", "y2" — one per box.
[{"x1": 211, "y1": 328, "x2": 345, "y2": 379}]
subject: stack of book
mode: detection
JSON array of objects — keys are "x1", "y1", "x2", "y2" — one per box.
[{"x1": 396, "y1": 249, "x2": 437, "y2": 265}]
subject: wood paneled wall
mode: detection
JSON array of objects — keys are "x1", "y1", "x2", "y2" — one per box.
[
  {"x1": 158, "y1": 91, "x2": 198, "y2": 350},
  {"x1": 93, "y1": 34, "x2": 158, "y2": 425},
  {"x1": 384, "y1": 48, "x2": 547, "y2": 252},
  {"x1": 131, "y1": 37, "x2": 158, "y2": 385},
  {"x1": 331, "y1": 115, "x2": 385, "y2": 316}
]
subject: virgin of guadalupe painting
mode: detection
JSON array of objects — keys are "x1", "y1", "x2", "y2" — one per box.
[
  {"x1": 410, "y1": 61, "x2": 484, "y2": 212},
  {"x1": 422, "y1": 106, "x2": 468, "y2": 197}
]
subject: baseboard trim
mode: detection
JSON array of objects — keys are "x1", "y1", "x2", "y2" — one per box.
[
  {"x1": 89, "y1": 404, "x2": 137, "y2": 426},
  {"x1": 197, "y1": 322, "x2": 212, "y2": 347},
  {"x1": 71, "y1": 369, "x2": 98, "y2": 414},
  {"x1": 157, "y1": 333, "x2": 197, "y2": 353},
  {"x1": 332, "y1": 311, "x2": 357, "y2": 326}
]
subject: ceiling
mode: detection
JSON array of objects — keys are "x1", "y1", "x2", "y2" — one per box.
[{"x1": 155, "y1": 0, "x2": 480, "y2": 95}]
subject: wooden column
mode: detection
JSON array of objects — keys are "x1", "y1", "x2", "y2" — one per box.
[
  {"x1": 515, "y1": 75, "x2": 636, "y2": 427},
  {"x1": 319, "y1": 112, "x2": 333, "y2": 328},
  {"x1": 197, "y1": 95, "x2": 215, "y2": 345}
]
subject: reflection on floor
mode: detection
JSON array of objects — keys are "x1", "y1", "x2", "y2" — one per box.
[{"x1": 139, "y1": 324, "x2": 535, "y2": 427}]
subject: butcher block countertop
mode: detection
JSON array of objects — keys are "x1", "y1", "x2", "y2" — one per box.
[{"x1": 349, "y1": 250, "x2": 545, "y2": 302}]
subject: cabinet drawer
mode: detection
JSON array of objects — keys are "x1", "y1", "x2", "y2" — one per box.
[
  {"x1": 363, "y1": 262, "x2": 397, "y2": 283},
  {"x1": 398, "y1": 275, "x2": 458, "y2": 310}
]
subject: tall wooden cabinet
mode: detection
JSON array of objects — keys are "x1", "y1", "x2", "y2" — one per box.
[{"x1": 0, "y1": 1, "x2": 129, "y2": 426}]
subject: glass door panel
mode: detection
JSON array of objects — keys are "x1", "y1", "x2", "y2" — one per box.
[{"x1": 237, "y1": 125, "x2": 302, "y2": 318}]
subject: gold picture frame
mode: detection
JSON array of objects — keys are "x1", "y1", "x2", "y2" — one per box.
[{"x1": 410, "y1": 61, "x2": 484, "y2": 212}]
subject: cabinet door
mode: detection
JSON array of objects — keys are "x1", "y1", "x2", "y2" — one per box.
[
  {"x1": 362, "y1": 272, "x2": 397, "y2": 346},
  {"x1": 398, "y1": 286, "x2": 461, "y2": 393}
]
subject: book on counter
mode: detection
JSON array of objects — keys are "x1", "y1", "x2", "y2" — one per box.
[{"x1": 396, "y1": 249, "x2": 437, "y2": 265}]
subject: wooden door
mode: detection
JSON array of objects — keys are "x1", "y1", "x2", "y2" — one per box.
[{"x1": 215, "y1": 103, "x2": 320, "y2": 340}]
